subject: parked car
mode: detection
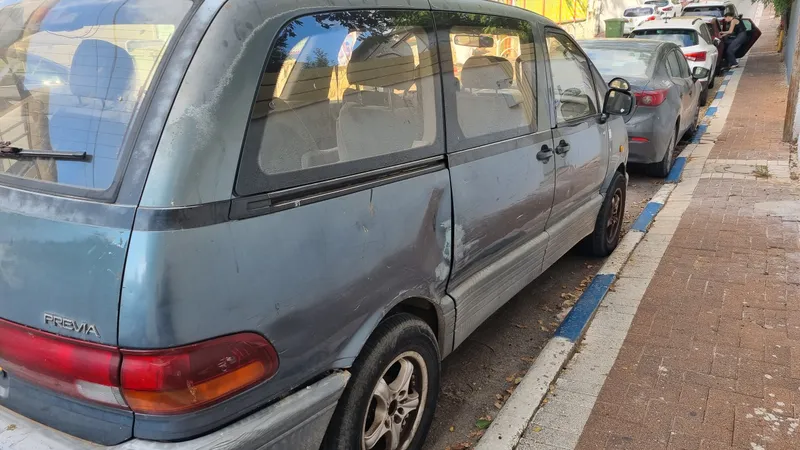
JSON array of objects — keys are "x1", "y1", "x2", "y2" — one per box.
[
  {"x1": 0, "y1": 0, "x2": 634, "y2": 449},
  {"x1": 630, "y1": 17, "x2": 719, "y2": 105},
  {"x1": 681, "y1": 0, "x2": 739, "y2": 19},
  {"x1": 580, "y1": 39, "x2": 708, "y2": 177},
  {"x1": 682, "y1": 14, "x2": 727, "y2": 74},
  {"x1": 623, "y1": 6, "x2": 658, "y2": 35},
  {"x1": 644, "y1": 0, "x2": 682, "y2": 18}
]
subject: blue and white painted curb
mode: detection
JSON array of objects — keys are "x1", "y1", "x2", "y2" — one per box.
[{"x1": 475, "y1": 69, "x2": 739, "y2": 450}]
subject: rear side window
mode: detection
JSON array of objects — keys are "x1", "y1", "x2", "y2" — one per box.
[
  {"x1": 0, "y1": 0, "x2": 192, "y2": 194},
  {"x1": 545, "y1": 32, "x2": 598, "y2": 123},
  {"x1": 434, "y1": 12, "x2": 536, "y2": 148},
  {"x1": 237, "y1": 10, "x2": 441, "y2": 195},
  {"x1": 631, "y1": 29, "x2": 699, "y2": 47},
  {"x1": 699, "y1": 24, "x2": 713, "y2": 44},
  {"x1": 666, "y1": 51, "x2": 681, "y2": 78}
]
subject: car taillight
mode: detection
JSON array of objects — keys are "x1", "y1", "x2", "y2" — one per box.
[
  {"x1": 635, "y1": 90, "x2": 668, "y2": 106},
  {"x1": 0, "y1": 318, "x2": 126, "y2": 408},
  {"x1": 645, "y1": 15, "x2": 657, "y2": 21},
  {"x1": 662, "y1": 6, "x2": 673, "y2": 11},
  {"x1": 685, "y1": 51, "x2": 707, "y2": 62},
  {"x1": 630, "y1": 137, "x2": 650, "y2": 143},
  {"x1": 0, "y1": 318, "x2": 279, "y2": 415},
  {"x1": 120, "y1": 333, "x2": 278, "y2": 415}
]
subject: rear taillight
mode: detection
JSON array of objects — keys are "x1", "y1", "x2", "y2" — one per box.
[
  {"x1": 662, "y1": 6, "x2": 673, "y2": 11},
  {"x1": 0, "y1": 318, "x2": 126, "y2": 408},
  {"x1": 0, "y1": 318, "x2": 278, "y2": 415},
  {"x1": 635, "y1": 90, "x2": 668, "y2": 106},
  {"x1": 121, "y1": 333, "x2": 278, "y2": 415},
  {"x1": 630, "y1": 137, "x2": 650, "y2": 143},
  {"x1": 684, "y1": 51, "x2": 707, "y2": 62},
  {"x1": 645, "y1": 15, "x2": 657, "y2": 21}
]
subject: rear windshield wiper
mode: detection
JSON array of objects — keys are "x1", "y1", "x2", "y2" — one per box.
[{"x1": 0, "y1": 142, "x2": 89, "y2": 161}]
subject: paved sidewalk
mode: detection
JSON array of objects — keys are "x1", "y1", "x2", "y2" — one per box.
[{"x1": 519, "y1": 7, "x2": 800, "y2": 450}]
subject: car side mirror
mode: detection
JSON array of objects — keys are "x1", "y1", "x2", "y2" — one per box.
[
  {"x1": 608, "y1": 77, "x2": 630, "y2": 91},
  {"x1": 692, "y1": 66, "x2": 710, "y2": 80},
  {"x1": 601, "y1": 88, "x2": 634, "y2": 123},
  {"x1": 713, "y1": 37, "x2": 721, "y2": 46}
]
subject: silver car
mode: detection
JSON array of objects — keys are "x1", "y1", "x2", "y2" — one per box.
[{"x1": 580, "y1": 39, "x2": 708, "y2": 177}]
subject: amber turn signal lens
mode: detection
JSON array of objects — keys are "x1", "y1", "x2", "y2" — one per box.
[{"x1": 120, "y1": 333, "x2": 278, "y2": 415}]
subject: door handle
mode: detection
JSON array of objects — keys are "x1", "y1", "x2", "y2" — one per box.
[
  {"x1": 536, "y1": 144, "x2": 553, "y2": 162},
  {"x1": 555, "y1": 140, "x2": 570, "y2": 155}
]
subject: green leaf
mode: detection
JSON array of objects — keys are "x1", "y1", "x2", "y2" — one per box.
[{"x1": 475, "y1": 418, "x2": 493, "y2": 429}]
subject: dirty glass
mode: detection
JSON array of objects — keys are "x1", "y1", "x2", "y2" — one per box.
[
  {"x1": 631, "y1": 29, "x2": 699, "y2": 47},
  {"x1": 583, "y1": 48, "x2": 652, "y2": 79},
  {"x1": 238, "y1": 10, "x2": 441, "y2": 194},
  {"x1": 546, "y1": 33, "x2": 598, "y2": 123},
  {"x1": 434, "y1": 12, "x2": 536, "y2": 143},
  {"x1": 0, "y1": 0, "x2": 192, "y2": 192}
]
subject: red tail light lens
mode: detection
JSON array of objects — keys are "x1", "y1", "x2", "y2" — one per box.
[
  {"x1": 662, "y1": 6, "x2": 673, "y2": 11},
  {"x1": 645, "y1": 15, "x2": 657, "y2": 21},
  {"x1": 635, "y1": 90, "x2": 668, "y2": 106},
  {"x1": 0, "y1": 318, "x2": 279, "y2": 415},
  {"x1": 120, "y1": 333, "x2": 278, "y2": 414},
  {"x1": 684, "y1": 51, "x2": 707, "y2": 62},
  {"x1": 0, "y1": 318, "x2": 126, "y2": 408},
  {"x1": 630, "y1": 137, "x2": 650, "y2": 143}
]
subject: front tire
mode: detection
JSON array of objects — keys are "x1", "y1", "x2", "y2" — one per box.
[
  {"x1": 322, "y1": 314, "x2": 440, "y2": 450},
  {"x1": 587, "y1": 171, "x2": 626, "y2": 257}
]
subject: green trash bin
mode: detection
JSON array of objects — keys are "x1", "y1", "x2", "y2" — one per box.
[{"x1": 604, "y1": 18, "x2": 626, "y2": 38}]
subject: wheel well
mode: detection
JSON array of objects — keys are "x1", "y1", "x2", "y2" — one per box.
[
  {"x1": 616, "y1": 162, "x2": 626, "y2": 175},
  {"x1": 386, "y1": 298, "x2": 439, "y2": 340}
]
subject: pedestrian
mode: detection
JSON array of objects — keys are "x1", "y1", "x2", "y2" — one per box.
[{"x1": 720, "y1": 11, "x2": 747, "y2": 69}]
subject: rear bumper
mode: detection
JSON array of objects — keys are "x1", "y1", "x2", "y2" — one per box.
[
  {"x1": 625, "y1": 109, "x2": 671, "y2": 165},
  {"x1": 0, "y1": 372, "x2": 349, "y2": 450}
]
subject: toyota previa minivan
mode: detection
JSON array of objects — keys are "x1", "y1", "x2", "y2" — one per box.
[{"x1": 0, "y1": 0, "x2": 633, "y2": 449}]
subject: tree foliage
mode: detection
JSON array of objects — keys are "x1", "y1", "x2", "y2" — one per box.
[{"x1": 752, "y1": 0, "x2": 794, "y2": 16}]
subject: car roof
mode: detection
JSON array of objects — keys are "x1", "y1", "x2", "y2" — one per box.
[{"x1": 634, "y1": 17, "x2": 706, "y2": 30}]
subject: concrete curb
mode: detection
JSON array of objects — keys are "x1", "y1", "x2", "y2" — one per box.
[{"x1": 474, "y1": 68, "x2": 739, "y2": 450}]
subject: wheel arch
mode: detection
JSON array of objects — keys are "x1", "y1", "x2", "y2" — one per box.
[{"x1": 331, "y1": 295, "x2": 454, "y2": 369}]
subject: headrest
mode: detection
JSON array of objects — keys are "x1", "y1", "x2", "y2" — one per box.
[
  {"x1": 461, "y1": 56, "x2": 514, "y2": 90},
  {"x1": 347, "y1": 39, "x2": 416, "y2": 90},
  {"x1": 70, "y1": 39, "x2": 135, "y2": 100}
]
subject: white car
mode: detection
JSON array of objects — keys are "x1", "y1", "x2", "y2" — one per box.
[
  {"x1": 681, "y1": 0, "x2": 739, "y2": 19},
  {"x1": 623, "y1": 5, "x2": 658, "y2": 35},
  {"x1": 630, "y1": 16, "x2": 718, "y2": 105},
  {"x1": 644, "y1": 0, "x2": 682, "y2": 18}
]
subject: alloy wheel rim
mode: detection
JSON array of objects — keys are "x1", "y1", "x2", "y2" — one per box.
[
  {"x1": 606, "y1": 187, "x2": 623, "y2": 244},
  {"x1": 362, "y1": 351, "x2": 428, "y2": 450}
]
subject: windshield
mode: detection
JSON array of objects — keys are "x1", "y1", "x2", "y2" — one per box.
[
  {"x1": 682, "y1": 6, "x2": 725, "y2": 17},
  {"x1": 582, "y1": 48, "x2": 651, "y2": 78},
  {"x1": 631, "y1": 29, "x2": 699, "y2": 47},
  {"x1": 0, "y1": 0, "x2": 192, "y2": 194},
  {"x1": 624, "y1": 7, "x2": 656, "y2": 17}
]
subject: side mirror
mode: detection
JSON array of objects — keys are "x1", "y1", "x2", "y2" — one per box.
[
  {"x1": 713, "y1": 37, "x2": 721, "y2": 46},
  {"x1": 608, "y1": 77, "x2": 630, "y2": 91},
  {"x1": 692, "y1": 66, "x2": 710, "y2": 80},
  {"x1": 601, "y1": 88, "x2": 635, "y2": 122}
]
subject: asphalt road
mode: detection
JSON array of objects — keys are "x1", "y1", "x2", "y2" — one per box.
[{"x1": 424, "y1": 75, "x2": 725, "y2": 449}]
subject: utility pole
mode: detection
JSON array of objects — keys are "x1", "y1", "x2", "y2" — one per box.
[{"x1": 785, "y1": 3, "x2": 800, "y2": 141}]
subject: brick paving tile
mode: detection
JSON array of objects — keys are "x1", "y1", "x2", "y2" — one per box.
[{"x1": 576, "y1": 10, "x2": 800, "y2": 450}]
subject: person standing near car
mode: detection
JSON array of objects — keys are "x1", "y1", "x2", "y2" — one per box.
[{"x1": 720, "y1": 11, "x2": 746, "y2": 68}]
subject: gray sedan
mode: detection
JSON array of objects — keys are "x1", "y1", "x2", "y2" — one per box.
[{"x1": 578, "y1": 39, "x2": 706, "y2": 177}]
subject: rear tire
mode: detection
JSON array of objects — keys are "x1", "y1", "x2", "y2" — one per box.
[
  {"x1": 683, "y1": 104, "x2": 700, "y2": 141},
  {"x1": 699, "y1": 85, "x2": 709, "y2": 106},
  {"x1": 648, "y1": 127, "x2": 676, "y2": 178},
  {"x1": 587, "y1": 171, "x2": 626, "y2": 257},
  {"x1": 322, "y1": 314, "x2": 440, "y2": 450}
]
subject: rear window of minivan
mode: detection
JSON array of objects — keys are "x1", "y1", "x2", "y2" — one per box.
[
  {"x1": 0, "y1": 0, "x2": 192, "y2": 195},
  {"x1": 631, "y1": 29, "x2": 700, "y2": 47}
]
